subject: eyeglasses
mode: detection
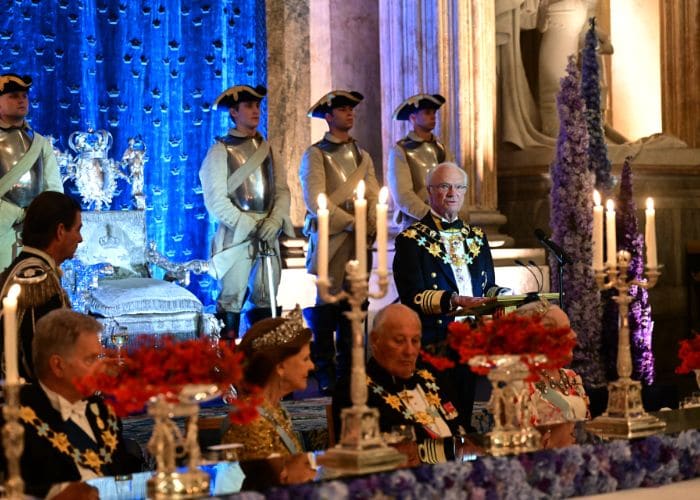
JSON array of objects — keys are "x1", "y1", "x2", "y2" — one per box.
[{"x1": 428, "y1": 183, "x2": 467, "y2": 193}]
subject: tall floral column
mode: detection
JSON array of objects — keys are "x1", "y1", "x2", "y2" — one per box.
[
  {"x1": 601, "y1": 158, "x2": 655, "y2": 384},
  {"x1": 549, "y1": 56, "x2": 605, "y2": 387},
  {"x1": 581, "y1": 18, "x2": 614, "y2": 192}
]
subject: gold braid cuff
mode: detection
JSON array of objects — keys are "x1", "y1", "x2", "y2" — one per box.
[{"x1": 414, "y1": 290, "x2": 446, "y2": 315}]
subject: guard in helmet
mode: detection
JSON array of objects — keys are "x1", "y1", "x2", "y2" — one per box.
[
  {"x1": 299, "y1": 90, "x2": 380, "y2": 393},
  {"x1": 199, "y1": 85, "x2": 294, "y2": 340},
  {"x1": 0, "y1": 74, "x2": 63, "y2": 271},
  {"x1": 388, "y1": 93, "x2": 466, "y2": 230}
]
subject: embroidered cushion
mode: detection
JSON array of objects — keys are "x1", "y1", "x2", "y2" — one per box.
[{"x1": 88, "y1": 277, "x2": 202, "y2": 317}]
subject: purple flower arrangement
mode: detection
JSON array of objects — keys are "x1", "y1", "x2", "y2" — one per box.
[
  {"x1": 601, "y1": 158, "x2": 655, "y2": 384},
  {"x1": 581, "y1": 17, "x2": 614, "y2": 191},
  {"x1": 252, "y1": 430, "x2": 700, "y2": 499},
  {"x1": 549, "y1": 55, "x2": 605, "y2": 387}
]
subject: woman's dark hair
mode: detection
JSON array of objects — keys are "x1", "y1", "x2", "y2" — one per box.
[
  {"x1": 238, "y1": 317, "x2": 312, "y2": 388},
  {"x1": 22, "y1": 191, "x2": 81, "y2": 249}
]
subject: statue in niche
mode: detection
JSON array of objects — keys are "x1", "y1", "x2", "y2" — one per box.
[{"x1": 496, "y1": 0, "x2": 622, "y2": 148}]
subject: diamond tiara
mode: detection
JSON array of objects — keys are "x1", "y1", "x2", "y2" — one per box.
[{"x1": 251, "y1": 305, "x2": 306, "y2": 350}]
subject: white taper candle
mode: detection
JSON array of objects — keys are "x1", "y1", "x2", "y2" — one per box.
[
  {"x1": 3, "y1": 283, "x2": 21, "y2": 384},
  {"x1": 605, "y1": 199, "x2": 617, "y2": 269},
  {"x1": 317, "y1": 193, "x2": 329, "y2": 282},
  {"x1": 354, "y1": 180, "x2": 367, "y2": 275},
  {"x1": 592, "y1": 190, "x2": 604, "y2": 270},
  {"x1": 645, "y1": 197, "x2": 657, "y2": 269}
]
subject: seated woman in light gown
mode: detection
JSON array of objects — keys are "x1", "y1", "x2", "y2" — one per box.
[
  {"x1": 222, "y1": 307, "x2": 315, "y2": 461},
  {"x1": 515, "y1": 299, "x2": 590, "y2": 448}
]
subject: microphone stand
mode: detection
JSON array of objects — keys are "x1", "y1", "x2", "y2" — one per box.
[{"x1": 552, "y1": 252, "x2": 567, "y2": 311}]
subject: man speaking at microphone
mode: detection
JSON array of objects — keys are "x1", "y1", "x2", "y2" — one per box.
[{"x1": 393, "y1": 162, "x2": 510, "y2": 428}]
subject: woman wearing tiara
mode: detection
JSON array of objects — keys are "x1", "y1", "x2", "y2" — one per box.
[
  {"x1": 515, "y1": 300, "x2": 590, "y2": 448},
  {"x1": 222, "y1": 307, "x2": 315, "y2": 460}
]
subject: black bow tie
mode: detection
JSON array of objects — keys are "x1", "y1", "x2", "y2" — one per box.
[{"x1": 437, "y1": 219, "x2": 462, "y2": 231}]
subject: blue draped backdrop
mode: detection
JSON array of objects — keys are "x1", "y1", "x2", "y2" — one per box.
[{"x1": 0, "y1": 0, "x2": 267, "y2": 308}]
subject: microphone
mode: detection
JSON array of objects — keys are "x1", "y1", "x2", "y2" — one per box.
[
  {"x1": 534, "y1": 229, "x2": 573, "y2": 265},
  {"x1": 528, "y1": 260, "x2": 544, "y2": 293},
  {"x1": 514, "y1": 259, "x2": 542, "y2": 293}
]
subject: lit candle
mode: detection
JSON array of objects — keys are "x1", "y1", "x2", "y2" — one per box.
[
  {"x1": 645, "y1": 197, "x2": 657, "y2": 269},
  {"x1": 317, "y1": 193, "x2": 329, "y2": 282},
  {"x1": 605, "y1": 199, "x2": 617, "y2": 269},
  {"x1": 376, "y1": 187, "x2": 389, "y2": 275},
  {"x1": 354, "y1": 180, "x2": 367, "y2": 276},
  {"x1": 592, "y1": 190, "x2": 604, "y2": 270},
  {"x1": 3, "y1": 283, "x2": 21, "y2": 384}
]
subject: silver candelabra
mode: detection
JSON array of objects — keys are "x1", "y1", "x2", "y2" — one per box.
[
  {"x1": 2, "y1": 382, "x2": 24, "y2": 498},
  {"x1": 315, "y1": 261, "x2": 405, "y2": 472},
  {"x1": 585, "y1": 250, "x2": 666, "y2": 439}
]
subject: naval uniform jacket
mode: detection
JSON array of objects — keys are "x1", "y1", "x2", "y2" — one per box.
[
  {"x1": 0, "y1": 384, "x2": 142, "y2": 498},
  {"x1": 332, "y1": 358, "x2": 466, "y2": 444},
  {"x1": 0, "y1": 248, "x2": 68, "y2": 381},
  {"x1": 393, "y1": 213, "x2": 499, "y2": 345}
]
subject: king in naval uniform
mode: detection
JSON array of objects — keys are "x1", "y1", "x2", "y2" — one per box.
[
  {"x1": 199, "y1": 84, "x2": 294, "y2": 340},
  {"x1": 0, "y1": 73, "x2": 63, "y2": 271}
]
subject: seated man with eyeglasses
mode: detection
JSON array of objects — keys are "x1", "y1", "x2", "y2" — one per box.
[{"x1": 393, "y1": 162, "x2": 509, "y2": 427}]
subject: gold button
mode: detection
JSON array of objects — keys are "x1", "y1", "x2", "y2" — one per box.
[
  {"x1": 432, "y1": 284, "x2": 438, "y2": 289},
  {"x1": 437, "y1": 319, "x2": 443, "y2": 325},
  {"x1": 430, "y1": 272, "x2": 437, "y2": 278}
]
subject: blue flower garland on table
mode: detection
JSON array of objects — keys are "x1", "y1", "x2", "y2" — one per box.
[{"x1": 247, "y1": 430, "x2": 700, "y2": 499}]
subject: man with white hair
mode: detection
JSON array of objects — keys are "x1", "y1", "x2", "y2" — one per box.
[
  {"x1": 393, "y1": 162, "x2": 506, "y2": 345},
  {"x1": 393, "y1": 162, "x2": 508, "y2": 428},
  {"x1": 332, "y1": 304, "x2": 469, "y2": 462}
]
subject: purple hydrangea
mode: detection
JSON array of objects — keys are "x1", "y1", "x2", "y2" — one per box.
[{"x1": 549, "y1": 55, "x2": 606, "y2": 387}]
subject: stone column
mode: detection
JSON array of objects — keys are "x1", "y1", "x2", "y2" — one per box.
[
  {"x1": 379, "y1": 1, "x2": 510, "y2": 244},
  {"x1": 660, "y1": 1, "x2": 700, "y2": 148},
  {"x1": 266, "y1": 0, "x2": 311, "y2": 226}
]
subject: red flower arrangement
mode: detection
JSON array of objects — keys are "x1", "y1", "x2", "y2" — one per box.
[
  {"x1": 422, "y1": 315, "x2": 576, "y2": 376},
  {"x1": 675, "y1": 332, "x2": 700, "y2": 374},
  {"x1": 76, "y1": 336, "x2": 257, "y2": 424}
]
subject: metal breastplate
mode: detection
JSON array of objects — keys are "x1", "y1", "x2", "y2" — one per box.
[
  {"x1": 218, "y1": 134, "x2": 274, "y2": 213},
  {"x1": 399, "y1": 137, "x2": 446, "y2": 194},
  {"x1": 314, "y1": 139, "x2": 361, "y2": 211},
  {"x1": 0, "y1": 128, "x2": 43, "y2": 208}
]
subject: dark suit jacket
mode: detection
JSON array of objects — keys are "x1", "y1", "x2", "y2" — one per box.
[
  {"x1": 393, "y1": 214, "x2": 498, "y2": 344},
  {"x1": 0, "y1": 383, "x2": 143, "y2": 498},
  {"x1": 0, "y1": 250, "x2": 68, "y2": 381}
]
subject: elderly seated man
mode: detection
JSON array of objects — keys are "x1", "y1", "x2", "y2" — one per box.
[
  {"x1": 0, "y1": 309, "x2": 143, "y2": 498},
  {"x1": 332, "y1": 303, "x2": 473, "y2": 463}
]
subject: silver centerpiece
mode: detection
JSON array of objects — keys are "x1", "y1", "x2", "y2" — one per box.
[
  {"x1": 146, "y1": 384, "x2": 219, "y2": 499},
  {"x1": 470, "y1": 354, "x2": 542, "y2": 456},
  {"x1": 315, "y1": 262, "x2": 406, "y2": 473},
  {"x1": 585, "y1": 250, "x2": 666, "y2": 439}
]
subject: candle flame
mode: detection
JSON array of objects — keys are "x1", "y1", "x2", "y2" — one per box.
[
  {"x1": 378, "y1": 186, "x2": 389, "y2": 204},
  {"x1": 356, "y1": 180, "x2": 365, "y2": 201},
  {"x1": 7, "y1": 283, "x2": 20, "y2": 300},
  {"x1": 593, "y1": 190, "x2": 601, "y2": 206},
  {"x1": 606, "y1": 199, "x2": 615, "y2": 211},
  {"x1": 317, "y1": 193, "x2": 327, "y2": 211},
  {"x1": 646, "y1": 197, "x2": 654, "y2": 211}
]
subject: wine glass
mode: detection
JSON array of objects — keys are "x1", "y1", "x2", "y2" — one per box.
[{"x1": 111, "y1": 326, "x2": 128, "y2": 365}]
